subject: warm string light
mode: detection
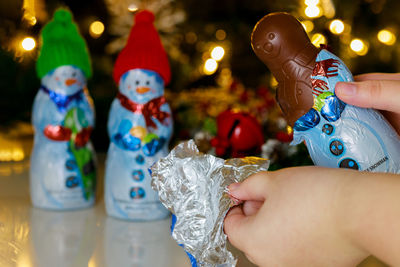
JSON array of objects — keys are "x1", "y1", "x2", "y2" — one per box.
[
  {"x1": 215, "y1": 29, "x2": 226, "y2": 41},
  {"x1": 329, "y1": 19, "x2": 344, "y2": 35},
  {"x1": 185, "y1": 32, "x2": 197, "y2": 44},
  {"x1": 350, "y1": 38, "x2": 368, "y2": 56},
  {"x1": 304, "y1": 0, "x2": 322, "y2": 18},
  {"x1": 377, "y1": 29, "x2": 396, "y2": 45},
  {"x1": 211, "y1": 46, "x2": 225, "y2": 61},
  {"x1": 305, "y1": 0, "x2": 319, "y2": 5},
  {"x1": 301, "y1": 20, "x2": 314, "y2": 32},
  {"x1": 23, "y1": 0, "x2": 37, "y2": 26},
  {"x1": 128, "y1": 3, "x2": 139, "y2": 12},
  {"x1": 21, "y1": 37, "x2": 36, "y2": 51},
  {"x1": 0, "y1": 148, "x2": 25, "y2": 162},
  {"x1": 321, "y1": 0, "x2": 336, "y2": 18},
  {"x1": 305, "y1": 6, "x2": 322, "y2": 18},
  {"x1": 202, "y1": 45, "x2": 225, "y2": 75},
  {"x1": 311, "y1": 33, "x2": 327, "y2": 47},
  {"x1": 204, "y1": 58, "x2": 218, "y2": 75},
  {"x1": 89, "y1": 21, "x2": 105, "y2": 38}
]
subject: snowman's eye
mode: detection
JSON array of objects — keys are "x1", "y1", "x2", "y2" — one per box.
[
  {"x1": 146, "y1": 81, "x2": 150, "y2": 85},
  {"x1": 72, "y1": 72, "x2": 76, "y2": 77},
  {"x1": 135, "y1": 80, "x2": 140, "y2": 85},
  {"x1": 268, "y1": 33, "x2": 275, "y2": 40}
]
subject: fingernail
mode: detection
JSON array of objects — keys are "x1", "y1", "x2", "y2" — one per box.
[
  {"x1": 337, "y1": 82, "x2": 357, "y2": 96},
  {"x1": 228, "y1": 183, "x2": 241, "y2": 193}
]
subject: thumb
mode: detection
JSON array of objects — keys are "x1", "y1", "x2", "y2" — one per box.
[
  {"x1": 228, "y1": 171, "x2": 271, "y2": 201},
  {"x1": 224, "y1": 171, "x2": 271, "y2": 251},
  {"x1": 335, "y1": 80, "x2": 400, "y2": 114},
  {"x1": 224, "y1": 205, "x2": 256, "y2": 252}
]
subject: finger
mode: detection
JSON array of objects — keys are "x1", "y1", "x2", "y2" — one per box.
[
  {"x1": 354, "y1": 73, "x2": 400, "y2": 81},
  {"x1": 242, "y1": 200, "x2": 263, "y2": 216},
  {"x1": 224, "y1": 206, "x2": 255, "y2": 251},
  {"x1": 228, "y1": 171, "x2": 271, "y2": 201},
  {"x1": 335, "y1": 80, "x2": 400, "y2": 114}
]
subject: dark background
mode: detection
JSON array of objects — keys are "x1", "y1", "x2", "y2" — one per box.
[{"x1": 1, "y1": 0, "x2": 400, "y2": 152}]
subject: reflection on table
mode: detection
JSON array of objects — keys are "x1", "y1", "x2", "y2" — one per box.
[
  {"x1": 0, "y1": 157, "x2": 256, "y2": 267},
  {"x1": 0, "y1": 156, "x2": 384, "y2": 267}
]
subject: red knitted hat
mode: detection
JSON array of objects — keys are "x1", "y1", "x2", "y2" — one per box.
[{"x1": 113, "y1": 10, "x2": 171, "y2": 85}]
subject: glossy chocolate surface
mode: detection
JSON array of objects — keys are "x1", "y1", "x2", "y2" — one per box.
[{"x1": 251, "y1": 12, "x2": 319, "y2": 126}]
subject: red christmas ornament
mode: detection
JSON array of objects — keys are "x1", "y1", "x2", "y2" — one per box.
[
  {"x1": 239, "y1": 90, "x2": 249, "y2": 103},
  {"x1": 211, "y1": 110, "x2": 264, "y2": 158},
  {"x1": 275, "y1": 131, "x2": 294, "y2": 143}
]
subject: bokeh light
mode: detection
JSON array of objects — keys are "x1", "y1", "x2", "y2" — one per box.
[
  {"x1": 89, "y1": 21, "x2": 105, "y2": 38},
  {"x1": 216, "y1": 29, "x2": 226, "y2": 40},
  {"x1": 185, "y1": 32, "x2": 198, "y2": 44},
  {"x1": 305, "y1": 5, "x2": 322, "y2": 18},
  {"x1": 270, "y1": 76, "x2": 278, "y2": 87},
  {"x1": 25, "y1": 16, "x2": 37, "y2": 26},
  {"x1": 311, "y1": 33, "x2": 327, "y2": 47},
  {"x1": 128, "y1": 4, "x2": 138, "y2": 12},
  {"x1": 286, "y1": 125, "x2": 293, "y2": 135},
  {"x1": 350, "y1": 38, "x2": 368, "y2": 56},
  {"x1": 301, "y1": 20, "x2": 314, "y2": 32},
  {"x1": 211, "y1": 46, "x2": 225, "y2": 61},
  {"x1": 204, "y1": 58, "x2": 218, "y2": 75},
  {"x1": 21, "y1": 37, "x2": 36, "y2": 51},
  {"x1": 305, "y1": 0, "x2": 320, "y2": 5},
  {"x1": 329, "y1": 19, "x2": 345, "y2": 35},
  {"x1": 0, "y1": 148, "x2": 25, "y2": 162},
  {"x1": 377, "y1": 29, "x2": 396, "y2": 45}
]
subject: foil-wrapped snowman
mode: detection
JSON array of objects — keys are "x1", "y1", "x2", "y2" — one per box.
[
  {"x1": 105, "y1": 10, "x2": 173, "y2": 220},
  {"x1": 30, "y1": 9, "x2": 96, "y2": 210},
  {"x1": 251, "y1": 12, "x2": 400, "y2": 173}
]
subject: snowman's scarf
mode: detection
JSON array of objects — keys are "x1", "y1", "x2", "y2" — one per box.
[
  {"x1": 40, "y1": 85, "x2": 84, "y2": 113},
  {"x1": 117, "y1": 92, "x2": 170, "y2": 129}
]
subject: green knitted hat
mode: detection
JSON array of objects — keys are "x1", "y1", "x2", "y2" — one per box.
[{"x1": 36, "y1": 9, "x2": 92, "y2": 78}]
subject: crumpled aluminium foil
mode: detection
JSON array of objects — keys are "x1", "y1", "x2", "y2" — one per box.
[{"x1": 151, "y1": 140, "x2": 269, "y2": 267}]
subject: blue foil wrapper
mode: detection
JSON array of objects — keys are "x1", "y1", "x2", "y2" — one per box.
[
  {"x1": 294, "y1": 108, "x2": 320, "y2": 132},
  {"x1": 30, "y1": 66, "x2": 96, "y2": 210},
  {"x1": 105, "y1": 69, "x2": 173, "y2": 221},
  {"x1": 292, "y1": 49, "x2": 400, "y2": 173}
]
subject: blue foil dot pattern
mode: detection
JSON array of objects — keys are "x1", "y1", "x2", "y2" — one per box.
[
  {"x1": 130, "y1": 187, "x2": 145, "y2": 199},
  {"x1": 132, "y1": 170, "x2": 145, "y2": 181}
]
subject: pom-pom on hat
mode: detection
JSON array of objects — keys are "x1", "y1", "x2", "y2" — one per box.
[
  {"x1": 113, "y1": 10, "x2": 171, "y2": 85},
  {"x1": 36, "y1": 9, "x2": 92, "y2": 78}
]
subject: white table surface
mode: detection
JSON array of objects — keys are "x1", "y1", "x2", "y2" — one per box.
[{"x1": 0, "y1": 155, "x2": 255, "y2": 267}]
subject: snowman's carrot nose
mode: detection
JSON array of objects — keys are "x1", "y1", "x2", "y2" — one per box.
[
  {"x1": 136, "y1": 87, "x2": 151, "y2": 94},
  {"x1": 65, "y1": 78, "x2": 77, "y2": 86}
]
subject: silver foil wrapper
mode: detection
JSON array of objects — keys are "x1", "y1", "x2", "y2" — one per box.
[{"x1": 151, "y1": 140, "x2": 269, "y2": 267}]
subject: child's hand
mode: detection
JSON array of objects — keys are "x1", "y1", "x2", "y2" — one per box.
[
  {"x1": 224, "y1": 167, "x2": 368, "y2": 266},
  {"x1": 224, "y1": 167, "x2": 400, "y2": 266},
  {"x1": 336, "y1": 73, "x2": 400, "y2": 134}
]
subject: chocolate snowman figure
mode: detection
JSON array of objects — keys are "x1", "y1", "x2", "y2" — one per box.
[
  {"x1": 104, "y1": 10, "x2": 172, "y2": 220},
  {"x1": 30, "y1": 9, "x2": 96, "y2": 210},
  {"x1": 252, "y1": 12, "x2": 400, "y2": 173}
]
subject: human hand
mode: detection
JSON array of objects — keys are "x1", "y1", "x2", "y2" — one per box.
[
  {"x1": 224, "y1": 167, "x2": 368, "y2": 267},
  {"x1": 335, "y1": 73, "x2": 400, "y2": 134}
]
